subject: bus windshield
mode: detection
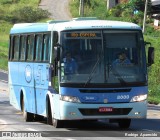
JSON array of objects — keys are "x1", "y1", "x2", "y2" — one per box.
[{"x1": 60, "y1": 30, "x2": 146, "y2": 86}]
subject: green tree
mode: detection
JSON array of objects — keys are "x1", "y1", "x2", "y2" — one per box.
[
  {"x1": 10, "y1": 6, "x2": 50, "y2": 23},
  {"x1": 129, "y1": 0, "x2": 152, "y2": 15},
  {"x1": 84, "y1": 0, "x2": 91, "y2": 6}
]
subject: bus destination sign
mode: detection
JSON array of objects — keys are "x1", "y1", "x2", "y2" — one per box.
[{"x1": 66, "y1": 32, "x2": 101, "y2": 38}]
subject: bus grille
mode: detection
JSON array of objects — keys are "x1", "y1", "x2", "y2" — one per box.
[{"x1": 79, "y1": 108, "x2": 132, "y2": 116}]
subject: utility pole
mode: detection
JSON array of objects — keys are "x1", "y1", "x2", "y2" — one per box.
[
  {"x1": 143, "y1": 0, "x2": 148, "y2": 33},
  {"x1": 79, "y1": 0, "x2": 84, "y2": 17}
]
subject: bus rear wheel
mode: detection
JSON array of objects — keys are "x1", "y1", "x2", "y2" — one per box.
[
  {"x1": 118, "y1": 119, "x2": 131, "y2": 129},
  {"x1": 34, "y1": 114, "x2": 44, "y2": 121},
  {"x1": 23, "y1": 111, "x2": 34, "y2": 122},
  {"x1": 21, "y1": 97, "x2": 34, "y2": 122}
]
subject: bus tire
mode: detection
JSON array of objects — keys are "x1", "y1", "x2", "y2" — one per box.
[
  {"x1": 23, "y1": 111, "x2": 34, "y2": 122},
  {"x1": 47, "y1": 99, "x2": 53, "y2": 125},
  {"x1": 52, "y1": 118, "x2": 63, "y2": 128},
  {"x1": 46, "y1": 96, "x2": 63, "y2": 128},
  {"x1": 118, "y1": 119, "x2": 131, "y2": 129},
  {"x1": 21, "y1": 96, "x2": 34, "y2": 122},
  {"x1": 34, "y1": 114, "x2": 44, "y2": 121}
]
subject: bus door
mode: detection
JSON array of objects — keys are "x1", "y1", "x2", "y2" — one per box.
[{"x1": 33, "y1": 34, "x2": 51, "y2": 115}]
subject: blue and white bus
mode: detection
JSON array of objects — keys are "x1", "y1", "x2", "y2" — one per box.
[{"x1": 8, "y1": 17, "x2": 154, "y2": 128}]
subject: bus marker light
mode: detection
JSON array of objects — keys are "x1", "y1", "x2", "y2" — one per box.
[
  {"x1": 135, "y1": 112, "x2": 140, "y2": 115},
  {"x1": 69, "y1": 112, "x2": 76, "y2": 115}
]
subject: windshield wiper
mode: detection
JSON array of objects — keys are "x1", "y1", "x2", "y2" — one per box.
[
  {"x1": 112, "y1": 67, "x2": 126, "y2": 85},
  {"x1": 84, "y1": 50, "x2": 104, "y2": 87}
]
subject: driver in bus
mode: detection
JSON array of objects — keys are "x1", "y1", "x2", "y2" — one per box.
[
  {"x1": 112, "y1": 51, "x2": 131, "y2": 67},
  {"x1": 63, "y1": 52, "x2": 78, "y2": 75}
]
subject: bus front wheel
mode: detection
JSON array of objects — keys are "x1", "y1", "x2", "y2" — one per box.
[
  {"x1": 46, "y1": 97, "x2": 63, "y2": 128},
  {"x1": 47, "y1": 100, "x2": 53, "y2": 125},
  {"x1": 52, "y1": 118, "x2": 63, "y2": 128},
  {"x1": 118, "y1": 119, "x2": 131, "y2": 129}
]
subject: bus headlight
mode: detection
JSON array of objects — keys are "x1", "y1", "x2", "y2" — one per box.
[
  {"x1": 130, "y1": 94, "x2": 147, "y2": 102},
  {"x1": 60, "y1": 95, "x2": 81, "y2": 103}
]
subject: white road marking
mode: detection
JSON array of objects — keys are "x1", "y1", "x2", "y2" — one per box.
[
  {"x1": 0, "y1": 119, "x2": 7, "y2": 130},
  {"x1": 26, "y1": 128, "x2": 39, "y2": 131},
  {"x1": 142, "y1": 129, "x2": 160, "y2": 134},
  {"x1": 142, "y1": 129, "x2": 155, "y2": 131},
  {"x1": 0, "y1": 80, "x2": 8, "y2": 83}
]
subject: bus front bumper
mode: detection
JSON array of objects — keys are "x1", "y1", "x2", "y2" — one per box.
[{"x1": 58, "y1": 100, "x2": 147, "y2": 120}]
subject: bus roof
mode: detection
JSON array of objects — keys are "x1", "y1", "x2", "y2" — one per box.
[{"x1": 10, "y1": 18, "x2": 141, "y2": 34}]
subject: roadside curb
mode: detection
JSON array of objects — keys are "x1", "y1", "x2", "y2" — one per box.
[
  {"x1": 0, "y1": 85, "x2": 8, "y2": 92},
  {"x1": 147, "y1": 110, "x2": 160, "y2": 119},
  {"x1": 0, "y1": 88, "x2": 8, "y2": 93},
  {"x1": 148, "y1": 103, "x2": 160, "y2": 107},
  {"x1": 0, "y1": 69, "x2": 8, "y2": 74}
]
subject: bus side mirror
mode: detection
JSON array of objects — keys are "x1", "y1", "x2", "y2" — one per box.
[
  {"x1": 148, "y1": 47, "x2": 154, "y2": 66},
  {"x1": 54, "y1": 45, "x2": 60, "y2": 61}
]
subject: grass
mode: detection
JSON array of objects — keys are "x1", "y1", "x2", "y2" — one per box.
[
  {"x1": 0, "y1": 43, "x2": 8, "y2": 70},
  {"x1": 144, "y1": 35, "x2": 160, "y2": 104},
  {"x1": 0, "y1": 21, "x2": 12, "y2": 70},
  {"x1": 0, "y1": 0, "x2": 40, "y2": 5},
  {"x1": 0, "y1": 0, "x2": 48, "y2": 71}
]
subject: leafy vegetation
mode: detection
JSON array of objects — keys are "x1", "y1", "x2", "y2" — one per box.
[
  {"x1": 145, "y1": 35, "x2": 160, "y2": 104},
  {"x1": 0, "y1": 46, "x2": 8, "y2": 70},
  {"x1": 70, "y1": 0, "x2": 160, "y2": 103},
  {"x1": 0, "y1": 21, "x2": 12, "y2": 70},
  {"x1": 0, "y1": 0, "x2": 50, "y2": 70},
  {"x1": 70, "y1": 0, "x2": 153, "y2": 25},
  {"x1": 0, "y1": 0, "x2": 50, "y2": 23}
]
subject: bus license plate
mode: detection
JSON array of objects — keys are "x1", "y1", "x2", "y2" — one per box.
[{"x1": 99, "y1": 107, "x2": 113, "y2": 112}]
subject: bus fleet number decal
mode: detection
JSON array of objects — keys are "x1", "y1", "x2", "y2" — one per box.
[{"x1": 117, "y1": 95, "x2": 129, "y2": 100}]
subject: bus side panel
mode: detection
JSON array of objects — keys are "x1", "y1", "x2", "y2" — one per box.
[
  {"x1": 9, "y1": 62, "x2": 21, "y2": 110},
  {"x1": 18, "y1": 63, "x2": 36, "y2": 113},
  {"x1": 34, "y1": 63, "x2": 49, "y2": 116}
]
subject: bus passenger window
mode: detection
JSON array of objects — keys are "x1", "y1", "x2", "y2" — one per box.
[
  {"x1": 35, "y1": 35, "x2": 43, "y2": 61},
  {"x1": 43, "y1": 34, "x2": 51, "y2": 62},
  {"x1": 27, "y1": 35, "x2": 34, "y2": 61},
  {"x1": 20, "y1": 36, "x2": 27, "y2": 61},
  {"x1": 13, "y1": 36, "x2": 20, "y2": 61}
]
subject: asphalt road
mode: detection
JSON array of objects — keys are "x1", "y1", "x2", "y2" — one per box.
[{"x1": 0, "y1": 70, "x2": 8, "y2": 83}]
